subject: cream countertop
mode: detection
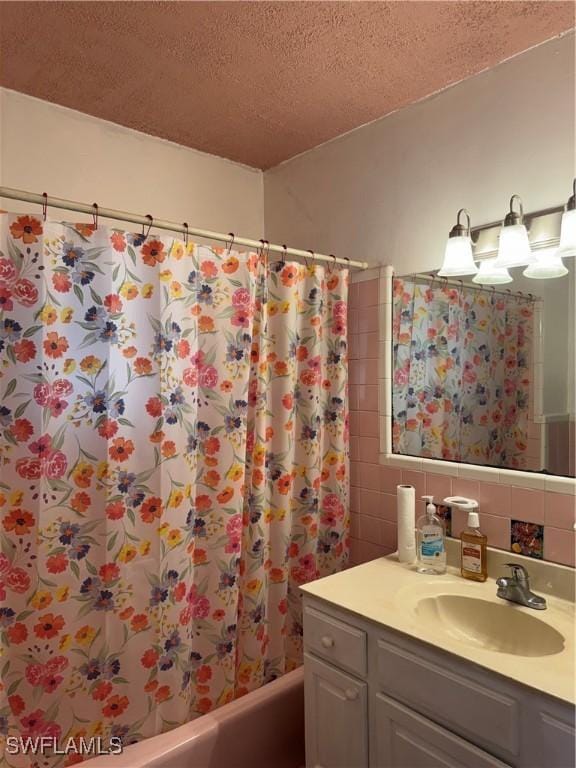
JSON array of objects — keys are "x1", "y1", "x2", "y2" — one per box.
[{"x1": 301, "y1": 555, "x2": 575, "y2": 705}]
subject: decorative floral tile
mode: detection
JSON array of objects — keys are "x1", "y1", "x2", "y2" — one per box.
[
  {"x1": 436, "y1": 504, "x2": 452, "y2": 537},
  {"x1": 510, "y1": 520, "x2": 544, "y2": 560}
]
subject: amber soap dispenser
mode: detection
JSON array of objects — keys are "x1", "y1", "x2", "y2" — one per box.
[
  {"x1": 460, "y1": 505, "x2": 487, "y2": 582},
  {"x1": 445, "y1": 497, "x2": 487, "y2": 582}
]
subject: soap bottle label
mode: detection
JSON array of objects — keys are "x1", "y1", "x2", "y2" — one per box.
[
  {"x1": 420, "y1": 525, "x2": 444, "y2": 563},
  {"x1": 462, "y1": 542, "x2": 482, "y2": 573}
]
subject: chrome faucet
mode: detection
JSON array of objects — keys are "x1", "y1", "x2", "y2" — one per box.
[{"x1": 496, "y1": 563, "x2": 547, "y2": 610}]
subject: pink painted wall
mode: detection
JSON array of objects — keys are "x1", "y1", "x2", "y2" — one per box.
[
  {"x1": 547, "y1": 418, "x2": 576, "y2": 477},
  {"x1": 348, "y1": 278, "x2": 576, "y2": 568},
  {"x1": 524, "y1": 325, "x2": 543, "y2": 473}
]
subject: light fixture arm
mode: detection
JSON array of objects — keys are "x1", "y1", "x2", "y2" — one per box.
[
  {"x1": 504, "y1": 194, "x2": 525, "y2": 227},
  {"x1": 566, "y1": 179, "x2": 575, "y2": 212},
  {"x1": 449, "y1": 207, "x2": 471, "y2": 238}
]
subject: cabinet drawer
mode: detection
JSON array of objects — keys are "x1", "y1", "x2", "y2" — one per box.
[
  {"x1": 304, "y1": 605, "x2": 367, "y2": 677},
  {"x1": 374, "y1": 693, "x2": 512, "y2": 768},
  {"x1": 376, "y1": 637, "x2": 520, "y2": 759}
]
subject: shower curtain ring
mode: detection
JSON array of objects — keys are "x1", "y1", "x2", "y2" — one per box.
[
  {"x1": 226, "y1": 232, "x2": 235, "y2": 254},
  {"x1": 41, "y1": 192, "x2": 48, "y2": 222},
  {"x1": 328, "y1": 254, "x2": 337, "y2": 275},
  {"x1": 281, "y1": 244, "x2": 287, "y2": 265},
  {"x1": 141, "y1": 214, "x2": 153, "y2": 241},
  {"x1": 261, "y1": 240, "x2": 270, "y2": 271},
  {"x1": 306, "y1": 249, "x2": 314, "y2": 269},
  {"x1": 183, "y1": 222, "x2": 189, "y2": 248},
  {"x1": 92, "y1": 203, "x2": 99, "y2": 230}
]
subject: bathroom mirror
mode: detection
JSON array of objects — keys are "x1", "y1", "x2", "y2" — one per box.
[{"x1": 391, "y1": 259, "x2": 575, "y2": 477}]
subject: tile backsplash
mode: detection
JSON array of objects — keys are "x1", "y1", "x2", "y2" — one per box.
[{"x1": 348, "y1": 277, "x2": 576, "y2": 568}]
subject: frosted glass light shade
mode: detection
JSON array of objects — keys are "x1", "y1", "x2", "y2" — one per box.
[
  {"x1": 558, "y1": 209, "x2": 576, "y2": 258},
  {"x1": 494, "y1": 224, "x2": 534, "y2": 268},
  {"x1": 472, "y1": 257, "x2": 512, "y2": 285},
  {"x1": 438, "y1": 236, "x2": 478, "y2": 276},
  {"x1": 523, "y1": 248, "x2": 568, "y2": 279}
]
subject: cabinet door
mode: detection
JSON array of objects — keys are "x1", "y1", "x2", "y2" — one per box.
[
  {"x1": 304, "y1": 652, "x2": 368, "y2": 768},
  {"x1": 374, "y1": 693, "x2": 512, "y2": 768},
  {"x1": 533, "y1": 709, "x2": 575, "y2": 768}
]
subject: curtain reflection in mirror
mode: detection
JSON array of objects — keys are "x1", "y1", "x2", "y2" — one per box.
[{"x1": 392, "y1": 277, "x2": 535, "y2": 470}]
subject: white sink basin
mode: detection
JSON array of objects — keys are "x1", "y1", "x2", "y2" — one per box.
[{"x1": 415, "y1": 594, "x2": 565, "y2": 657}]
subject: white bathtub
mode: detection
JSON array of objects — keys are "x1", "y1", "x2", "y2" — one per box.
[{"x1": 85, "y1": 668, "x2": 305, "y2": 768}]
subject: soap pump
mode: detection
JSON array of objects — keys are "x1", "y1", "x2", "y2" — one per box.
[{"x1": 416, "y1": 495, "x2": 447, "y2": 575}]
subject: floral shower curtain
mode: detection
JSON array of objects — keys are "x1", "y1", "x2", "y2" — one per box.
[
  {"x1": 0, "y1": 213, "x2": 349, "y2": 764},
  {"x1": 393, "y1": 277, "x2": 533, "y2": 468}
]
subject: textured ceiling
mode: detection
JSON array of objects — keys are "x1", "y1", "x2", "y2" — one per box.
[{"x1": 0, "y1": 1, "x2": 574, "y2": 169}]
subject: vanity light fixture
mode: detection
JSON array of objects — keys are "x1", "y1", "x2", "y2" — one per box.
[
  {"x1": 557, "y1": 179, "x2": 576, "y2": 258},
  {"x1": 494, "y1": 195, "x2": 535, "y2": 269},
  {"x1": 472, "y1": 256, "x2": 513, "y2": 285},
  {"x1": 523, "y1": 247, "x2": 568, "y2": 279},
  {"x1": 438, "y1": 208, "x2": 478, "y2": 277}
]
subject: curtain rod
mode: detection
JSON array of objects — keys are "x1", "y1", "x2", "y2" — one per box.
[
  {"x1": 0, "y1": 186, "x2": 369, "y2": 270},
  {"x1": 409, "y1": 272, "x2": 541, "y2": 301}
]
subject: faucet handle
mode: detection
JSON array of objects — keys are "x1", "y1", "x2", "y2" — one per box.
[{"x1": 504, "y1": 563, "x2": 529, "y2": 583}]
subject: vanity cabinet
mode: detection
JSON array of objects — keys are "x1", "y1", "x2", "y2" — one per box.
[{"x1": 303, "y1": 597, "x2": 575, "y2": 768}]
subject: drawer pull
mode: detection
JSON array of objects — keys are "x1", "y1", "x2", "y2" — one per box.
[
  {"x1": 345, "y1": 688, "x2": 358, "y2": 701},
  {"x1": 321, "y1": 635, "x2": 334, "y2": 648}
]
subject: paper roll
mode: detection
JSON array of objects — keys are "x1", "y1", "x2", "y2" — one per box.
[{"x1": 397, "y1": 484, "x2": 416, "y2": 563}]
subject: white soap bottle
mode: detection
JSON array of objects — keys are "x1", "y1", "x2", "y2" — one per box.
[{"x1": 416, "y1": 495, "x2": 447, "y2": 575}]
